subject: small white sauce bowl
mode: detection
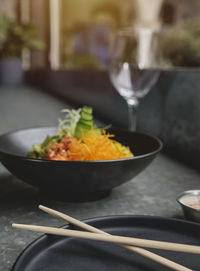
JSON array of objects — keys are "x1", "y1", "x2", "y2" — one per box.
[{"x1": 177, "y1": 190, "x2": 200, "y2": 223}]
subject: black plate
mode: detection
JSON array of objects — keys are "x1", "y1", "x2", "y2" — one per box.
[
  {"x1": 0, "y1": 127, "x2": 162, "y2": 202},
  {"x1": 12, "y1": 215, "x2": 200, "y2": 271}
]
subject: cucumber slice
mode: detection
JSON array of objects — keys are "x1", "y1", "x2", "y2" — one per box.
[
  {"x1": 79, "y1": 119, "x2": 93, "y2": 126},
  {"x1": 82, "y1": 106, "x2": 92, "y2": 114},
  {"x1": 81, "y1": 111, "x2": 93, "y2": 121},
  {"x1": 75, "y1": 124, "x2": 91, "y2": 138},
  {"x1": 75, "y1": 106, "x2": 101, "y2": 138}
]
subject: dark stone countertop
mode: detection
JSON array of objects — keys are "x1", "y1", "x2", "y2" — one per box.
[{"x1": 0, "y1": 86, "x2": 200, "y2": 271}]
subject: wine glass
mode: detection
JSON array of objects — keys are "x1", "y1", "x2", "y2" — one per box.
[{"x1": 109, "y1": 27, "x2": 160, "y2": 131}]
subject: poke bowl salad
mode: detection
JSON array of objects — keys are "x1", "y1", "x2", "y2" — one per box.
[{"x1": 28, "y1": 106, "x2": 134, "y2": 161}]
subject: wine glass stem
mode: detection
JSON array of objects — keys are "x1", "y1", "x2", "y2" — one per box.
[{"x1": 126, "y1": 97, "x2": 139, "y2": 131}]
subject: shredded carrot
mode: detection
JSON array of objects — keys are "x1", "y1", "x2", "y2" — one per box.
[{"x1": 46, "y1": 130, "x2": 133, "y2": 161}]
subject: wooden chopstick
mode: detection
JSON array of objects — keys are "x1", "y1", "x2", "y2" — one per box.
[
  {"x1": 39, "y1": 205, "x2": 193, "y2": 271},
  {"x1": 12, "y1": 222, "x2": 200, "y2": 256}
]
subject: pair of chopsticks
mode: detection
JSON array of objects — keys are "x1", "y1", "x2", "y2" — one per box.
[{"x1": 12, "y1": 205, "x2": 197, "y2": 271}]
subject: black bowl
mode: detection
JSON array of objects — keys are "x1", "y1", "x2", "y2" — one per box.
[{"x1": 0, "y1": 127, "x2": 162, "y2": 202}]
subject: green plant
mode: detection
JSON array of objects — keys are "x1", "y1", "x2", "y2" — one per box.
[
  {"x1": 160, "y1": 19, "x2": 200, "y2": 67},
  {"x1": 0, "y1": 14, "x2": 45, "y2": 58}
]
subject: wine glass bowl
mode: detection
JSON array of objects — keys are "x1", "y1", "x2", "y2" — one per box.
[
  {"x1": 110, "y1": 64, "x2": 159, "y2": 100},
  {"x1": 109, "y1": 27, "x2": 160, "y2": 131}
]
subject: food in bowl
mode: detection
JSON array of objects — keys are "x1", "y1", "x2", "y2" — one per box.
[{"x1": 28, "y1": 106, "x2": 134, "y2": 161}]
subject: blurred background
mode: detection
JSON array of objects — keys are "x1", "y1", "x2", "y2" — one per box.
[{"x1": 1, "y1": 0, "x2": 200, "y2": 70}]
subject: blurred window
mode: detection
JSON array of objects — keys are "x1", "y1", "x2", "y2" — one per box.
[
  {"x1": 60, "y1": 0, "x2": 136, "y2": 69},
  {"x1": 3, "y1": 0, "x2": 199, "y2": 70}
]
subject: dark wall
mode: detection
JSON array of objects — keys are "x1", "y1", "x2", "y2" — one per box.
[{"x1": 26, "y1": 70, "x2": 129, "y2": 128}]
